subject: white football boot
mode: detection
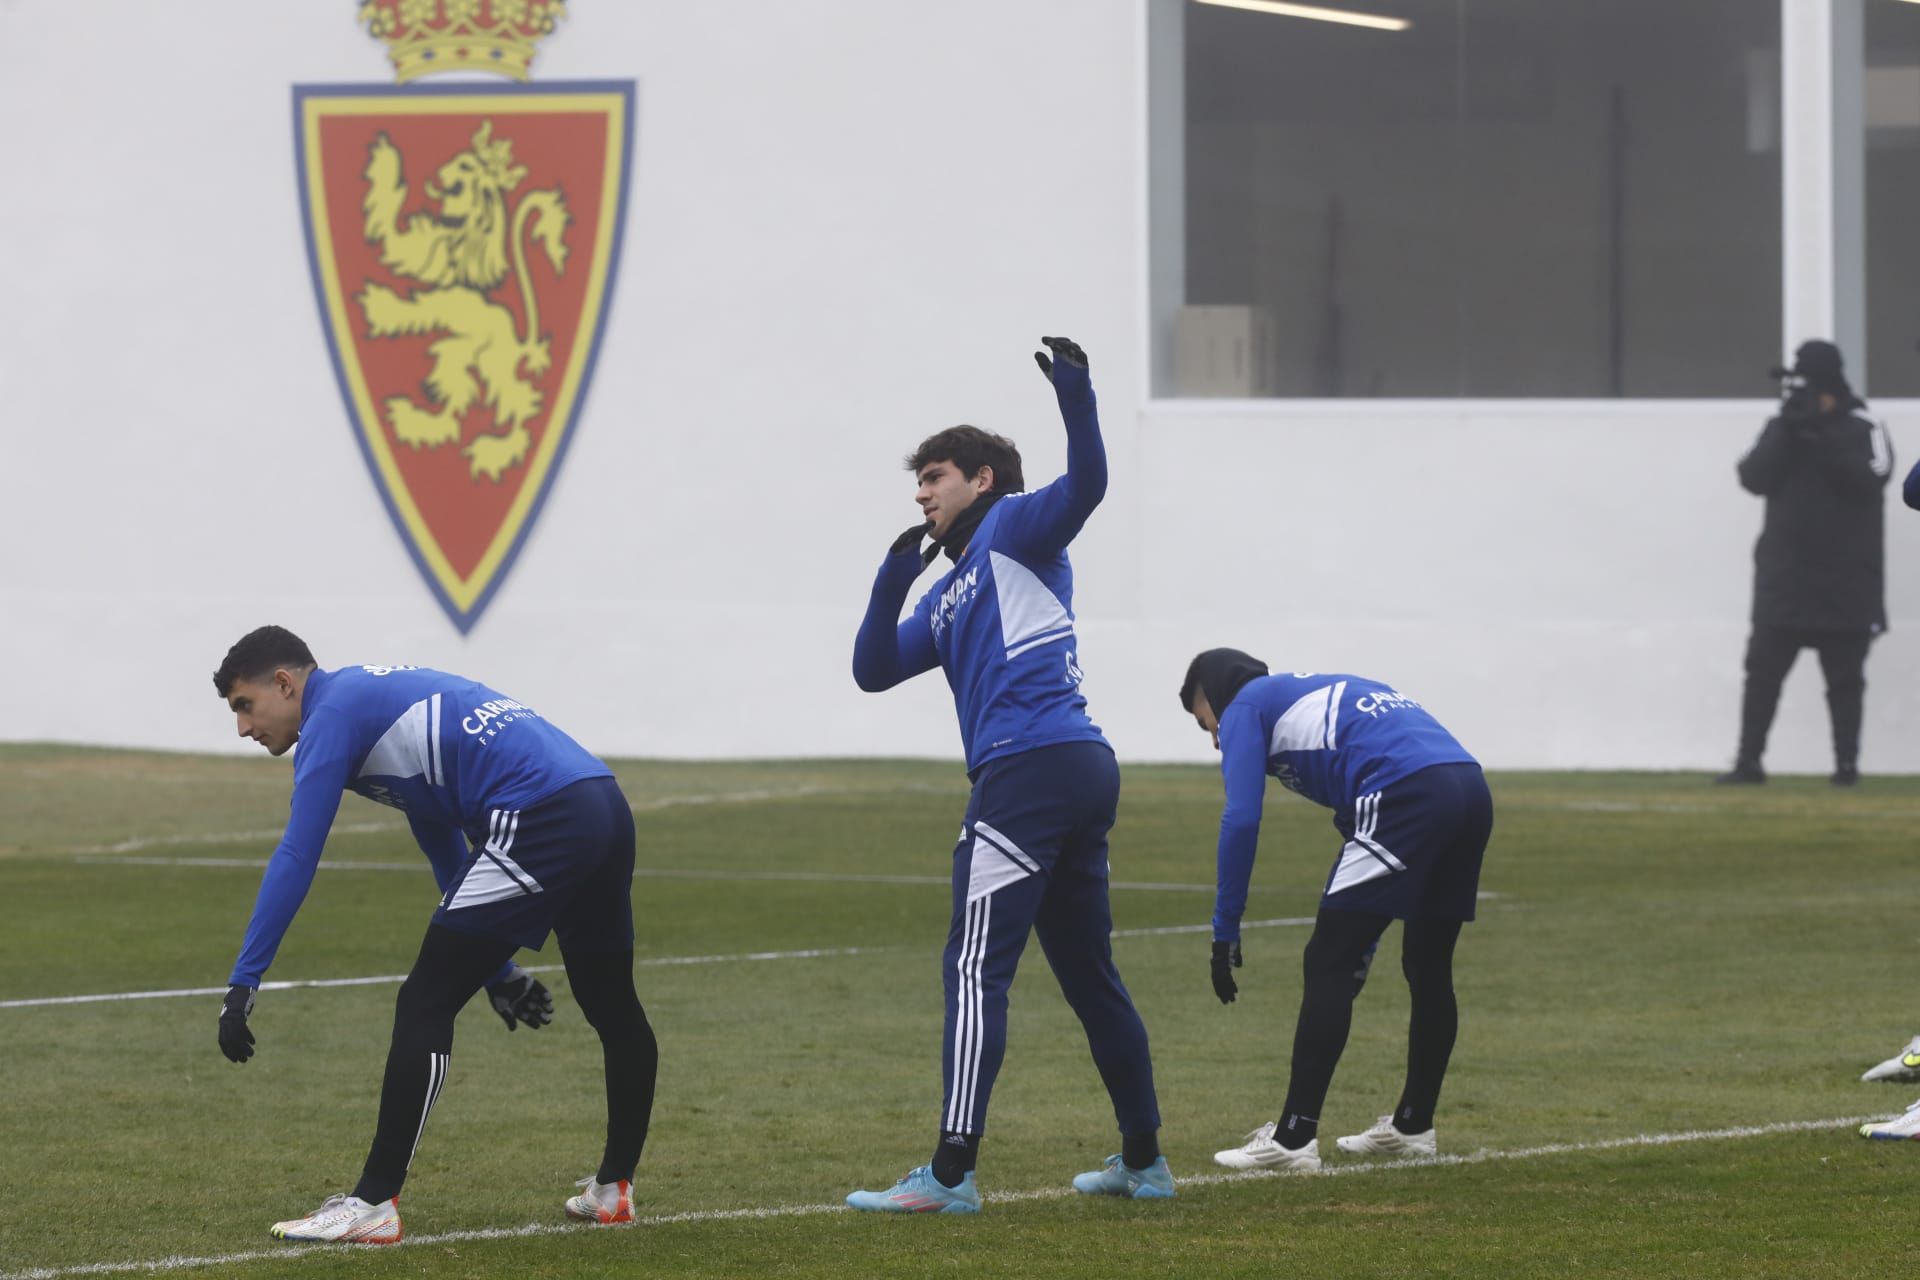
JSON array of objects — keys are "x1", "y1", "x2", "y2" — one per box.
[
  {"x1": 1859, "y1": 1098, "x2": 1920, "y2": 1140},
  {"x1": 1861, "y1": 1036, "x2": 1920, "y2": 1083},
  {"x1": 268, "y1": 1194, "x2": 402, "y2": 1245},
  {"x1": 1213, "y1": 1121, "x2": 1322, "y2": 1172},
  {"x1": 565, "y1": 1176, "x2": 634, "y2": 1224},
  {"x1": 1335, "y1": 1115, "x2": 1438, "y2": 1158}
]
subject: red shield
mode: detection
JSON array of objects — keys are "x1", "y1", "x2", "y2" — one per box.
[{"x1": 295, "y1": 81, "x2": 632, "y2": 631}]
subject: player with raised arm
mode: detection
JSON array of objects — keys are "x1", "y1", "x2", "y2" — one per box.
[
  {"x1": 1180, "y1": 648, "x2": 1491, "y2": 1172},
  {"x1": 212, "y1": 626, "x2": 658, "y2": 1242},
  {"x1": 845, "y1": 338, "x2": 1169, "y2": 1213}
]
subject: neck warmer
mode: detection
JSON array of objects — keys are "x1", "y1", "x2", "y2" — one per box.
[
  {"x1": 925, "y1": 492, "x2": 1007, "y2": 566},
  {"x1": 1179, "y1": 648, "x2": 1271, "y2": 716}
]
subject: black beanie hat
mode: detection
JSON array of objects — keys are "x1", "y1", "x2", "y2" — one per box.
[
  {"x1": 1179, "y1": 648, "x2": 1270, "y2": 718},
  {"x1": 1792, "y1": 340, "x2": 1850, "y2": 396}
]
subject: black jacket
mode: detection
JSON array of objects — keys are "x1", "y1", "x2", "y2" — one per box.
[{"x1": 1737, "y1": 404, "x2": 1893, "y2": 631}]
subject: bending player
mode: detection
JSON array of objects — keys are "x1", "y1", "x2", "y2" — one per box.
[
  {"x1": 1857, "y1": 455, "x2": 1920, "y2": 1137},
  {"x1": 1181, "y1": 648, "x2": 1491, "y2": 1171},
  {"x1": 846, "y1": 337, "x2": 1169, "y2": 1212},
  {"x1": 212, "y1": 626, "x2": 657, "y2": 1242}
]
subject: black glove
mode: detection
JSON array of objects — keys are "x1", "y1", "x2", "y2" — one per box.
[
  {"x1": 218, "y1": 984, "x2": 256, "y2": 1063},
  {"x1": 1033, "y1": 335, "x2": 1090, "y2": 382},
  {"x1": 890, "y1": 520, "x2": 934, "y2": 558},
  {"x1": 1210, "y1": 940, "x2": 1242, "y2": 1005},
  {"x1": 486, "y1": 964, "x2": 554, "y2": 1031}
]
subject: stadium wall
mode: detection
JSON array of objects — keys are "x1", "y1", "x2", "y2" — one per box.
[{"x1": 3, "y1": 1, "x2": 1916, "y2": 773}]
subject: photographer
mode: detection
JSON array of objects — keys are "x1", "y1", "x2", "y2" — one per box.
[{"x1": 1720, "y1": 340, "x2": 1893, "y2": 786}]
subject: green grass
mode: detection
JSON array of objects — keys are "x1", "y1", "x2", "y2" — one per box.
[{"x1": 3, "y1": 746, "x2": 1919, "y2": 1277}]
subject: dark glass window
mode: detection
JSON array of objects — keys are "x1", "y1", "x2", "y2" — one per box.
[
  {"x1": 1164, "y1": 0, "x2": 1783, "y2": 397},
  {"x1": 1866, "y1": 0, "x2": 1920, "y2": 397}
]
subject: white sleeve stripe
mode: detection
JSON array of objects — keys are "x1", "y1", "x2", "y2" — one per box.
[
  {"x1": 427, "y1": 693, "x2": 443, "y2": 786},
  {"x1": 1005, "y1": 627, "x2": 1075, "y2": 660},
  {"x1": 1870, "y1": 418, "x2": 1893, "y2": 478}
]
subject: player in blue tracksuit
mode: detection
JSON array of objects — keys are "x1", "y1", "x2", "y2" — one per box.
[
  {"x1": 845, "y1": 338, "x2": 1168, "y2": 1212},
  {"x1": 212, "y1": 626, "x2": 656, "y2": 1242},
  {"x1": 1859, "y1": 459, "x2": 1920, "y2": 1129},
  {"x1": 1180, "y1": 648, "x2": 1491, "y2": 1172}
]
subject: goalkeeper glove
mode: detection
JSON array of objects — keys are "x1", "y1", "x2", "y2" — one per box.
[
  {"x1": 1210, "y1": 940, "x2": 1242, "y2": 1005},
  {"x1": 218, "y1": 984, "x2": 256, "y2": 1063},
  {"x1": 1033, "y1": 335, "x2": 1090, "y2": 382},
  {"x1": 890, "y1": 520, "x2": 934, "y2": 558},
  {"x1": 486, "y1": 964, "x2": 554, "y2": 1031}
]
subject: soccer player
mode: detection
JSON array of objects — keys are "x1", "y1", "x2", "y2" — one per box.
[
  {"x1": 845, "y1": 337, "x2": 1168, "y2": 1213},
  {"x1": 212, "y1": 626, "x2": 658, "y2": 1242},
  {"x1": 1180, "y1": 648, "x2": 1491, "y2": 1172},
  {"x1": 1858, "y1": 460, "x2": 1920, "y2": 1138}
]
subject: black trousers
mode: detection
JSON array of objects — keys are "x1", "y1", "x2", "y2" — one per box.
[
  {"x1": 1737, "y1": 624, "x2": 1873, "y2": 768},
  {"x1": 352, "y1": 924, "x2": 657, "y2": 1205},
  {"x1": 1276, "y1": 908, "x2": 1464, "y2": 1143}
]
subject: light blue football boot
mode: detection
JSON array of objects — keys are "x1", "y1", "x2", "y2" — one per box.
[
  {"x1": 1072, "y1": 1154, "x2": 1176, "y2": 1199},
  {"x1": 846, "y1": 1165, "x2": 981, "y2": 1214}
]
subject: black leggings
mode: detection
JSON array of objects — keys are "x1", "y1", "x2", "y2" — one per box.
[
  {"x1": 353, "y1": 923, "x2": 658, "y2": 1203},
  {"x1": 1278, "y1": 908, "x2": 1463, "y2": 1143}
]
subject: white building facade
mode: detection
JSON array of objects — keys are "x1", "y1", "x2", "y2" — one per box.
[{"x1": 2, "y1": 0, "x2": 1916, "y2": 772}]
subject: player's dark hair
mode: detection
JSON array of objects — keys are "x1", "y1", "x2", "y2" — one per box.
[
  {"x1": 213, "y1": 626, "x2": 317, "y2": 698},
  {"x1": 905, "y1": 426, "x2": 1025, "y2": 494}
]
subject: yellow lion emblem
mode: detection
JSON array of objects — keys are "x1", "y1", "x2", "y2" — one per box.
[{"x1": 357, "y1": 121, "x2": 569, "y2": 482}]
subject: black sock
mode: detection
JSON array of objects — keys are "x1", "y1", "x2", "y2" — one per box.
[
  {"x1": 592, "y1": 1015, "x2": 659, "y2": 1185},
  {"x1": 1121, "y1": 1130, "x2": 1160, "y2": 1170},
  {"x1": 353, "y1": 926, "x2": 515, "y2": 1205},
  {"x1": 1275, "y1": 1111, "x2": 1318, "y2": 1149},
  {"x1": 1394, "y1": 918, "x2": 1463, "y2": 1138},
  {"x1": 931, "y1": 1131, "x2": 980, "y2": 1187},
  {"x1": 563, "y1": 948, "x2": 658, "y2": 1187},
  {"x1": 1275, "y1": 910, "x2": 1390, "y2": 1156}
]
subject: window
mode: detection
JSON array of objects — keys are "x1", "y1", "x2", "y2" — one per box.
[
  {"x1": 1866, "y1": 0, "x2": 1920, "y2": 397},
  {"x1": 1153, "y1": 0, "x2": 1783, "y2": 398}
]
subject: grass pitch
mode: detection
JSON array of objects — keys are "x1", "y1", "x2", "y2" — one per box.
[{"x1": 2, "y1": 746, "x2": 1918, "y2": 1278}]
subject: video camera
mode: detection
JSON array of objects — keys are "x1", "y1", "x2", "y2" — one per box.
[{"x1": 1767, "y1": 362, "x2": 1818, "y2": 415}]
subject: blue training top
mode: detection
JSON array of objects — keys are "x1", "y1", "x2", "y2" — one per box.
[
  {"x1": 1212, "y1": 672, "x2": 1477, "y2": 942},
  {"x1": 852, "y1": 361, "x2": 1110, "y2": 773},
  {"x1": 228, "y1": 665, "x2": 611, "y2": 986}
]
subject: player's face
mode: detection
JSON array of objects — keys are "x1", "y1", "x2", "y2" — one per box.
[
  {"x1": 915, "y1": 459, "x2": 992, "y2": 539},
  {"x1": 1189, "y1": 691, "x2": 1220, "y2": 750},
  {"x1": 227, "y1": 672, "x2": 303, "y2": 757}
]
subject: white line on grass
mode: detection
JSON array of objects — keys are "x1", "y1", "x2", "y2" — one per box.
[
  {"x1": 32, "y1": 784, "x2": 961, "y2": 860},
  {"x1": 52, "y1": 857, "x2": 1505, "y2": 911},
  {"x1": 65, "y1": 856, "x2": 1223, "y2": 894},
  {"x1": 0, "y1": 918, "x2": 1316, "y2": 1010},
  {"x1": 1539, "y1": 799, "x2": 1920, "y2": 818},
  {"x1": 0, "y1": 1113, "x2": 1882, "y2": 1280}
]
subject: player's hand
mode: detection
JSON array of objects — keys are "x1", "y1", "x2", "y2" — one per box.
[
  {"x1": 1033, "y1": 335, "x2": 1089, "y2": 382},
  {"x1": 890, "y1": 520, "x2": 934, "y2": 558},
  {"x1": 1210, "y1": 940, "x2": 1242, "y2": 1005},
  {"x1": 486, "y1": 965, "x2": 554, "y2": 1031},
  {"x1": 218, "y1": 984, "x2": 256, "y2": 1063}
]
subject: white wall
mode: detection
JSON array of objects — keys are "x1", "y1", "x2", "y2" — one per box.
[{"x1": 2, "y1": 1, "x2": 1915, "y2": 773}]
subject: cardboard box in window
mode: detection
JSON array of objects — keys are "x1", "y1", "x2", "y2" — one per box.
[{"x1": 1173, "y1": 305, "x2": 1275, "y2": 397}]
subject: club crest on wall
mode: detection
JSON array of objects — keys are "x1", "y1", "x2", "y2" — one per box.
[{"x1": 296, "y1": 1, "x2": 633, "y2": 632}]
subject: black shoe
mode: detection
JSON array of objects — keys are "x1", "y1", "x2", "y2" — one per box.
[
  {"x1": 1714, "y1": 762, "x2": 1766, "y2": 785},
  {"x1": 1832, "y1": 765, "x2": 1860, "y2": 787}
]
